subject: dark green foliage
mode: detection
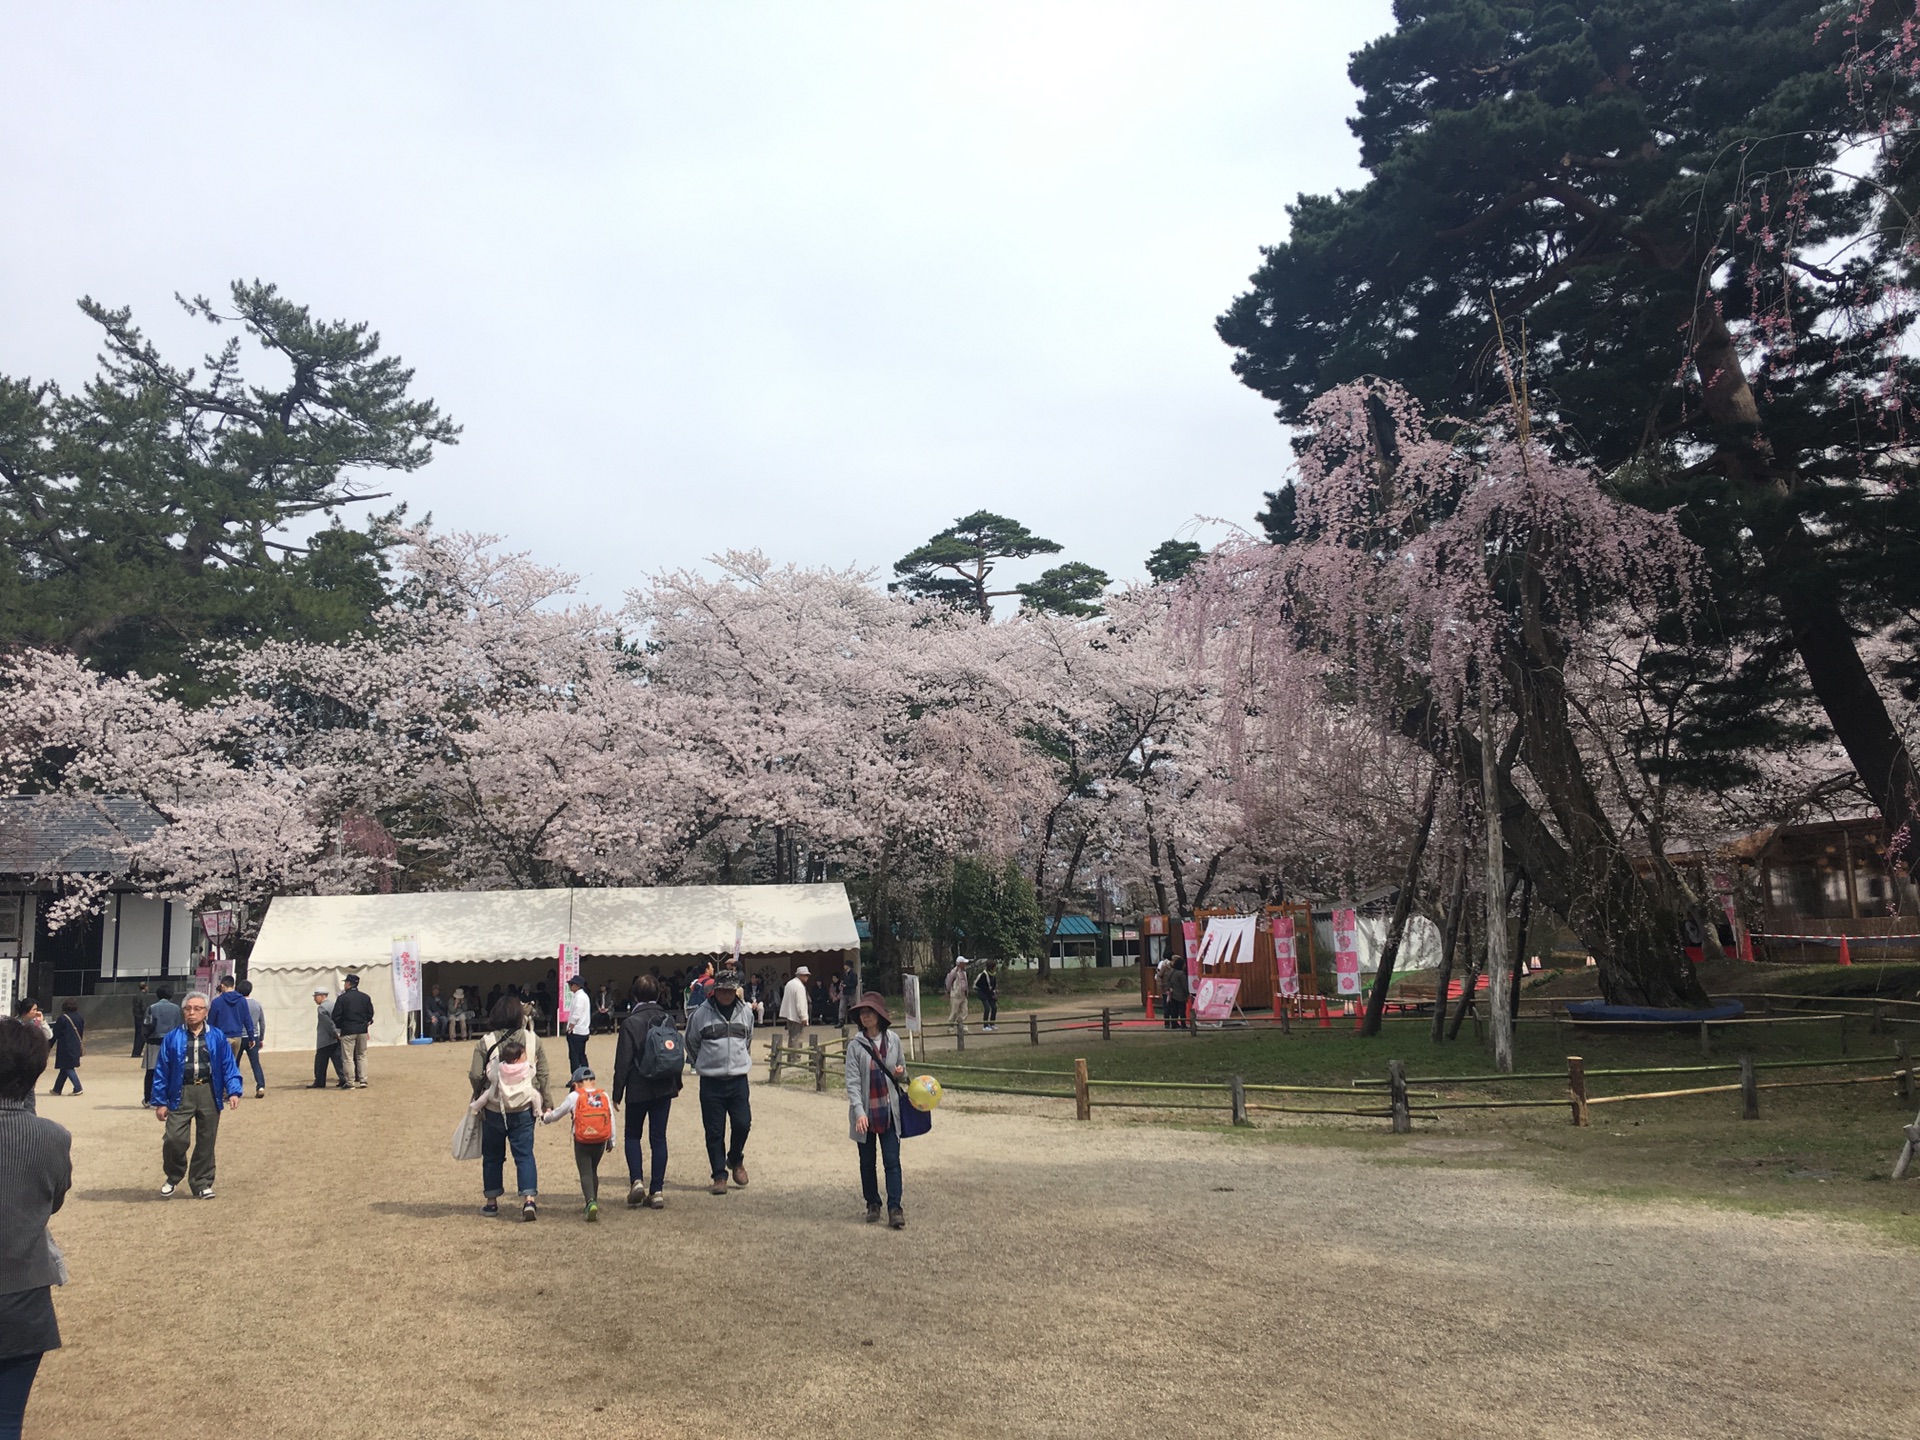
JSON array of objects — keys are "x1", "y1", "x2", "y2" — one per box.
[
  {"x1": 890, "y1": 511, "x2": 1063, "y2": 620},
  {"x1": 1217, "y1": 0, "x2": 1920, "y2": 833},
  {"x1": 1018, "y1": 560, "x2": 1111, "y2": 617},
  {"x1": 0, "y1": 282, "x2": 458, "y2": 695},
  {"x1": 1144, "y1": 538, "x2": 1203, "y2": 582},
  {"x1": 925, "y1": 855, "x2": 1045, "y2": 963}
]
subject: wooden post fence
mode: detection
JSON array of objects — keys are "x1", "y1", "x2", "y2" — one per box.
[
  {"x1": 956, "y1": 1020, "x2": 966, "y2": 1052},
  {"x1": 1739, "y1": 1054, "x2": 1759, "y2": 1120},
  {"x1": 1387, "y1": 1060, "x2": 1410, "y2": 1134},
  {"x1": 1074, "y1": 1058, "x2": 1091, "y2": 1121},
  {"x1": 1898, "y1": 1041, "x2": 1912, "y2": 1102},
  {"x1": 1102, "y1": 1007, "x2": 1112, "y2": 1042},
  {"x1": 769, "y1": 1036, "x2": 784, "y2": 1083},
  {"x1": 1230, "y1": 1074, "x2": 1248, "y2": 1126},
  {"x1": 1029, "y1": 1013, "x2": 1040, "y2": 1046},
  {"x1": 810, "y1": 1036, "x2": 825, "y2": 1092},
  {"x1": 1698, "y1": 1020, "x2": 1711, "y2": 1057},
  {"x1": 1567, "y1": 1055, "x2": 1588, "y2": 1127}
]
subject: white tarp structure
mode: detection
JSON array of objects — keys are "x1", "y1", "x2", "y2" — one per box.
[
  {"x1": 248, "y1": 883, "x2": 859, "y2": 1052},
  {"x1": 1310, "y1": 913, "x2": 1444, "y2": 974}
]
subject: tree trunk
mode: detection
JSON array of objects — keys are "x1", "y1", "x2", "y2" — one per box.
[
  {"x1": 1447, "y1": 900, "x2": 1482, "y2": 1042},
  {"x1": 1509, "y1": 869, "x2": 1532, "y2": 1022},
  {"x1": 1362, "y1": 770, "x2": 1439, "y2": 1037},
  {"x1": 1430, "y1": 835, "x2": 1469, "y2": 1043},
  {"x1": 1693, "y1": 307, "x2": 1919, "y2": 853},
  {"x1": 1479, "y1": 687, "x2": 1516, "y2": 1072}
]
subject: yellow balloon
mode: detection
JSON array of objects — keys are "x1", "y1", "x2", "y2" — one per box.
[{"x1": 907, "y1": 1074, "x2": 943, "y2": 1112}]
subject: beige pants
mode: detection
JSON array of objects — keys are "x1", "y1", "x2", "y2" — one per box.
[
  {"x1": 949, "y1": 994, "x2": 969, "y2": 1029},
  {"x1": 339, "y1": 1033, "x2": 368, "y2": 1084}
]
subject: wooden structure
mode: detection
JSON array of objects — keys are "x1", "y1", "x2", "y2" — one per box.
[{"x1": 1137, "y1": 905, "x2": 1323, "y2": 1015}]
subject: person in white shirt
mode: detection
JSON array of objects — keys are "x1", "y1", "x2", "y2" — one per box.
[
  {"x1": 564, "y1": 976, "x2": 593, "y2": 1076},
  {"x1": 945, "y1": 957, "x2": 971, "y2": 1034},
  {"x1": 779, "y1": 967, "x2": 811, "y2": 1050}
]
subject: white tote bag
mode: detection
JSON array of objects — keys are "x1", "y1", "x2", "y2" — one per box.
[{"x1": 451, "y1": 1104, "x2": 485, "y2": 1162}]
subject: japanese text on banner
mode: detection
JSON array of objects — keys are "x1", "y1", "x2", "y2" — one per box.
[{"x1": 390, "y1": 936, "x2": 422, "y2": 1013}]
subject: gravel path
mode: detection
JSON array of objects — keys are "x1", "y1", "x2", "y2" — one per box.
[{"x1": 28, "y1": 1040, "x2": 1913, "y2": 1438}]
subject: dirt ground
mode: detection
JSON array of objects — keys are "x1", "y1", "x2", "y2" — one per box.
[{"x1": 25, "y1": 1037, "x2": 1915, "y2": 1439}]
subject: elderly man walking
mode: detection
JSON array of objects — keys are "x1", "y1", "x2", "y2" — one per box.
[
  {"x1": 330, "y1": 973, "x2": 375, "y2": 1088},
  {"x1": 149, "y1": 993, "x2": 243, "y2": 1199},
  {"x1": 779, "y1": 966, "x2": 811, "y2": 1051},
  {"x1": 309, "y1": 989, "x2": 346, "y2": 1089},
  {"x1": 140, "y1": 988, "x2": 182, "y2": 1099},
  {"x1": 685, "y1": 971, "x2": 754, "y2": 1196}
]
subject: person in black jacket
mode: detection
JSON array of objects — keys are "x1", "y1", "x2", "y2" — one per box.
[
  {"x1": 129, "y1": 982, "x2": 151, "y2": 1058},
  {"x1": 48, "y1": 1005, "x2": 84, "y2": 1096},
  {"x1": 610, "y1": 976, "x2": 682, "y2": 1210},
  {"x1": 330, "y1": 974, "x2": 375, "y2": 1088}
]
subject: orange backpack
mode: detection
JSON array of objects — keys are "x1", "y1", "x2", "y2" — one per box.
[{"x1": 571, "y1": 1082, "x2": 613, "y2": 1145}]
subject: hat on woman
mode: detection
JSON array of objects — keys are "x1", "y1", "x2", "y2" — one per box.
[{"x1": 848, "y1": 990, "x2": 890, "y2": 1025}]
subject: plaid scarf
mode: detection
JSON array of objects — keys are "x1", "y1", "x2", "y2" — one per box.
[{"x1": 865, "y1": 1039, "x2": 891, "y2": 1134}]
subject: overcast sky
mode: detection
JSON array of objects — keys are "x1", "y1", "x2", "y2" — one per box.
[{"x1": 1, "y1": 2, "x2": 1393, "y2": 605}]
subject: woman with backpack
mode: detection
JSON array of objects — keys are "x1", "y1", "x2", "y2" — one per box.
[
  {"x1": 844, "y1": 990, "x2": 909, "y2": 1229},
  {"x1": 611, "y1": 975, "x2": 683, "y2": 1209},
  {"x1": 468, "y1": 998, "x2": 552, "y2": 1221}
]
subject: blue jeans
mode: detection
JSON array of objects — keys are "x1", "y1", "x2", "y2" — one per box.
[
  {"x1": 624, "y1": 1095, "x2": 673, "y2": 1192},
  {"x1": 0, "y1": 1352, "x2": 40, "y2": 1440},
  {"x1": 697, "y1": 1074, "x2": 751, "y2": 1179},
  {"x1": 481, "y1": 1107, "x2": 537, "y2": 1199},
  {"x1": 858, "y1": 1125, "x2": 902, "y2": 1209},
  {"x1": 50, "y1": 1068, "x2": 81, "y2": 1094},
  {"x1": 240, "y1": 1039, "x2": 266, "y2": 1089}
]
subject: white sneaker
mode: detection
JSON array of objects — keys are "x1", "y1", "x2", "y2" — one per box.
[
  {"x1": 159, "y1": 1182, "x2": 176, "y2": 1198},
  {"x1": 197, "y1": 1188, "x2": 216, "y2": 1200},
  {"x1": 628, "y1": 1180, "x2": 647, "y2": 1208}
]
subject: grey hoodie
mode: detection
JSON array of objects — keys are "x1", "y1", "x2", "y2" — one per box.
[
  {"x1": 315, "y1": 999, "x2": 340, "y2": 1047},
  {"x1": 684, "y1": 995, "x2": 754, "y2": 1077}
]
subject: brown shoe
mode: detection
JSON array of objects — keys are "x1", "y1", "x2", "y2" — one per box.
[
  {"x1": 865, "y1": 1203, "x2": 882, "y2": 1224},
  {"x1": 730, "y1": 1163, "x2": 749, "y2": 1188},
  {"x1": 709, "y1": 1178, "x2": 728, "y2": 1196},
  {"x1": 887, "y1": 1206, "x2": 905, "y2": 1229}
]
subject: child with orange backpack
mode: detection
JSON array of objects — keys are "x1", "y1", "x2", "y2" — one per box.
[{"x1": 540, "y1": 1065, "x2": 617, "y2": 1221}]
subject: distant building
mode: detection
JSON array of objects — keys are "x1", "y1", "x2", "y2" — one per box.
[{"x1": 0, "y1": 795, "x2": 192, "y2": 1011}]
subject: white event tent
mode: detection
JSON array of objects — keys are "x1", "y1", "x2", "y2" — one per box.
[{"x1": 248, "y1": 883, "x2": 860, "y2": 1052}]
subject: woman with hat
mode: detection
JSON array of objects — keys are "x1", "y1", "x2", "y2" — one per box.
[{"x1": 843, "y1": 991, "x2": 909, "y2": 1229}]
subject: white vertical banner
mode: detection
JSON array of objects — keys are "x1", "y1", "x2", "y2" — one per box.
[
  {"x1": 390, "y1": 935, "x2": 422, "y2": 1015},
  {"x1": 1332, "y1": 908, "x2": 1362, "y2": 995},
  {"x1": 1272, "y1": 915, "x2": 1299, "y2": 998},
  {"x1": 900, "y1": 975, "x2": 922, "y2": 1035}
]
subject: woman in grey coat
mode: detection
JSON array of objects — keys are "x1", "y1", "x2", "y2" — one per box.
[
  {"x1": 0, "y1": 1016, "x2": 73, "y2": 1437},
  {"x1": 843, "y1": 990, "x2": 909, "y2": 1229}
]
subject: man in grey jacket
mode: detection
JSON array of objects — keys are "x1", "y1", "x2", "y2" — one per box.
[
  {"x1": 310, "y1": 989, "x2": 345, "y2": 1090},
  {"x1": 684, "y1": 970, "x2": 754, "y2": 1196},
  {"x1": 140, "y1": 989, "x2": 182, "y2": 1096}
]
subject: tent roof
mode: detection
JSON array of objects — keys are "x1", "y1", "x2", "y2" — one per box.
[{"x1": 250, "y1": 883, "x2": 858, "y2": 971}]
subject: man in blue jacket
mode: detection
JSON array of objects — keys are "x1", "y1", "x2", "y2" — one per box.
[{"x1": 149, "y1": 992, "x2": 244, "y2": 1199}]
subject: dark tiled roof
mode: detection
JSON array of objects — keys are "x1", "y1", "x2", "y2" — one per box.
[{"x1": 0, "y1": 795, "x2": 169, "y2": 877}]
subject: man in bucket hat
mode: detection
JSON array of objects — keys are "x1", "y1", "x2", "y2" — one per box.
[{"x1": 684, "y1": 969, "x2": 754, "y2": 1194}]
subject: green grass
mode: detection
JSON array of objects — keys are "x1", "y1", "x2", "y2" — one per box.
[{"x1": 918, "y1": 1010, "x2": 1920, "y2": 1246}]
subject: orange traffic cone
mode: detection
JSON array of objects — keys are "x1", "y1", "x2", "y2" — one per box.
[
  {"x1": 1838, "y1": 935, "x2": 1853, "y2": 966},
  {"x1": 1317, "y1": 996, "x2": 1331, "y2": 1029}
]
